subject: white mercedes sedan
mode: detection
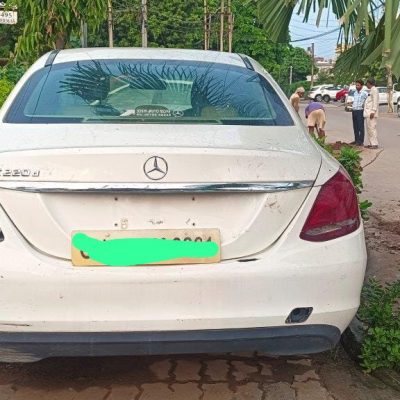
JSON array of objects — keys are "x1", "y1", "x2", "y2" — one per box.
[{"x1": 0, "y1": 48, "x2": 366, "y2": 362}]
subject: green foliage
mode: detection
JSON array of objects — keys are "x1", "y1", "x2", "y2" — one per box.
[
  {"x1": 2, "y1": 0, "x2": 312, "y2": 89},
  {"x1": 314, "y1": 136, "x2": 334, "y2": 155},
  {"x1": 0, "y1": 63, "x2": 26, "y2": 84},
  {"x1": 258, "y1": 1, "x2": 400, "y2": 78},
  {"x1": 358, "y1": 278, "x2": 400, "y2": 372},
  {"x1": 0, "y1": 8, "x2": 23, "y2": 58},
  {"x1": 289, "y1": 81, "x2": 311, "y2": 96},
  {"x1": 316, "y1": 69, "x2": 335, "y2": 84},
  {"x1": 337, "y1": 146, "x2": 363, "y2": 192},
  {"x1": 6, "y1": 0, "x2": 107, "y2": 61},
  {"x1": 230, "y1": 1, "x2": 312, "y2": 89},
  {"x1": 314, "y1": 140, "x2": 371, "y2": 219},
  {"x1": 0, "y1": 78, "x2": 14, "y2": 107},
  {"x1": 359, "y1": 199, "x2": 373, "y2": 221}
]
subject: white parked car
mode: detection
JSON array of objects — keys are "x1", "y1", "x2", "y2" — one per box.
[
  {"x1": 0, "y1": 48, "x2": 366, "y2": 362},
  {"x1": 397, "y1": 97, "x2": 400, "y2": 117},
  {"x1": 319, "y1": 85, "x2": 345, "y2": 103},
  {"x1": 376, "y1": 86, "x2": 400, "y2": 104},
  {"x1": 308, "y1": 84, "x2": 343, "y2": 103},
  {"x1": 308, "y1": 84, "x2": 332, "y2": 102}
]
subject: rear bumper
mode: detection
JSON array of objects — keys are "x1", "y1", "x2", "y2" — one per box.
[
  {"x1": 0, "y1": 185, "x2": 367, "y2": 360},
  {"x1": 0, "y1": 325, "x2": 340, "y2": 362}
]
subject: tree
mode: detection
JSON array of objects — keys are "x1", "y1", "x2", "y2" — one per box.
[
  {"x1": 90, "y1": 0, "x2": 313, "y2": 88},
  {"x1": 258, "y1": 0, "x2": 400, "y2": 111},
  {"x1": 2, "y1": 0, "x2": 313, "y2": 95},
  {"x1": 0, "y1": 8, "x2": 23, "y2": 59},
  {"x1": 5, "y1": 0, "x2": 107, "y2": 62}
]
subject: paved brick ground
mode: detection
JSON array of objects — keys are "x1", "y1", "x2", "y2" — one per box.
[{"x1": 0, "y1": 348, "x2": 398, "y2": 399}]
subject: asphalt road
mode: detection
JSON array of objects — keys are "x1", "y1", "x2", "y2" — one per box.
[{"x1": 0, "y1": 105, "x2": 399, "y2": 399}]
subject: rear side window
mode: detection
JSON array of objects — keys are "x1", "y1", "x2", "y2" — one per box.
[{"x1": 5, "y1": 59, "x2": 293, "y2": 126}]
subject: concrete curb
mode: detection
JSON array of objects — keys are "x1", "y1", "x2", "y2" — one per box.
[
  {"x1": 341, "y1": 317, "x2": 400, "y2": 391},
  {"x1": 341, "y1": 316, "x2": 364, "y2": 363}
]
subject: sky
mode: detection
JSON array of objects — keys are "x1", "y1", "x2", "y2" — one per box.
[{"x1": 289, "y1": 8, "x2": 341, "y2": 60}]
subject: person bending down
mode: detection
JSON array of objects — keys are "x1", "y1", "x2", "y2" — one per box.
[{"x1": 305, "y1": 100, "x2": 326, "y2": 138}]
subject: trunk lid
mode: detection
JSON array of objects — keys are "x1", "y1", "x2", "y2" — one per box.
[{"x1": 0, "y1": 124, "x2": 321, "y2": 261}]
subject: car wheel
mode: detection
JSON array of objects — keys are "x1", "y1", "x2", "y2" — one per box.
[
  {"x1": 315, "y1": 94, "x2": 322, "y2": 102},
  {"x1": 323, "y1": 95, "x2": 330, "y2": 103},
  {"x1": 397, "y1": 105, "x2": 400, "y2": 118}
]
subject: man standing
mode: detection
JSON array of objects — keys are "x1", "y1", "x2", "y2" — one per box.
[
  {"x1": 305, "y1": 99, "x2": 326, "y2": 138},
  {"x1": 290, "y1": 87, "x2": 305, "y2": 114},
  {"x1": 351, "y1": 80, "x2": 368, "y2": 146},
  {"x1": 364, "y1": 78, "x2": 379, "y2": 149}
]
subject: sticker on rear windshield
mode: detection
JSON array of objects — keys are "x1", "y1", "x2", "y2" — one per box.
[{"x1": 120, "y1": 108, "x2": 184, "y2": 118}]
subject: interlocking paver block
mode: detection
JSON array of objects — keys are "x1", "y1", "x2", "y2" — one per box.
[
  {"x1": 260, "y1": 363, "x2": 273, "y2": 376},
  {"x1": 293, "y1": 369, "x2": 320, "y2": 382},
  {"x1": 202, "y1": 383, "x2": 236, "y2": 400},
  {"x1": 0, "y1": 385, "x2": 15, "y2": 400},
  {"x1": 149, "y1": 359, "x2": 172, "y2": 380},
  {"x1": 232, "y1": 361, "x2": 258, "y2": 381},
  {"x1": 139, "y1": 383, "x2": 174, "y2": 400},
  {"x1": 42, "y1": 388, "x2": 77, "y2": 400},
  {"x1": 73, "y1": 387, "x2": 110, "y2": 400},
  {"x1": 11, "y1": 388, "x2": 49, "y2": 400},
  {"x1": 108, "y1": 385, "x2": 140, "y2": 400},
  {"x1": 264, "y1": 382, "x2": 296, "y2": 400},
  {"x1": 292, "y1": 380, "x2": 334, "y2": 400},
  {"x1": 204, "y1": 359, "x2": 229, "y2": 381},
  {"x1": 234, "y1": 383, "x2": 263, "y2": 399},
  {"x1": 174, "y1": 359, "x2": 201, "y2": 382},
  {"x1": 171, "y1": 383, "x2": 202, "y2": 400},
  {"x1": 287, "y1": 359, "x2": 312, "y2": 367}
]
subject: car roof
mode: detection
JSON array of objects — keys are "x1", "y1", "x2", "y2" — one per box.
[{"x1": 51, "y1": 48, "x2": 247, "y2": 68}]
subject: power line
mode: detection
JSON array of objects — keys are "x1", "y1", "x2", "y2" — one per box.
[
  {"x1": 290, "y1": 27, "x2": 341, "y2": 43},
  {"x1": 290, "y1": 2, "x2": 385, "y2": 44}
]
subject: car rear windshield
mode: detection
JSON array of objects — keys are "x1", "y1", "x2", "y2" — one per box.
[{"x1": 5, "y1": 59, "x2": 293, "y2": 126}]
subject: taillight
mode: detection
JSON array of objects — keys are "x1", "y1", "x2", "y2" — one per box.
[{"x1": 300, "y1": 169, "x2": 360, "y2": 242}]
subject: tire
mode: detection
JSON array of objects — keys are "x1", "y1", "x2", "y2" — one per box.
[
  {"x1": 397, "y1": 105, "x2": 400, "y2": 118},
  {"x1": 315, "y1": 94, "x2": 322, "y2": 102},
  {"x1": 323, "y1": 95, "x2": 331, "y2": 103}
]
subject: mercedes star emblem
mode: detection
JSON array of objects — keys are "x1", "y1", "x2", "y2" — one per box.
[
  {"x1": 143, "y1": 156, "x2": 168, "y2": 180},
  {"x1": 173, "y1": 110, "x2": 184, "y2": 117}
]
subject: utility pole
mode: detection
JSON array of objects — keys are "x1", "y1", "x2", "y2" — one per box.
[
  {"x1": 207, "y1": 12, "x2": 211, "y2": 50},
  {"x1": 384, "y1": 0, "x2": 394, "y2": 112},
  {"x1": 80, "y1": 20, "x2": 88, "y2": 48},
  {"x1": 227, "y1": 0, "x2": 233, "y2": 53},
  {"x1": 141, "y1": 0, "x2": 148, "y2": 48},
  {"x1": 219, "y1": 0, "x2": 225, "y2": 52},
  {"x1": 107, "y1": 0, "x2": 113, "y2": 48},
  {"x1": 310, "y1": 43, "x2": 315, "y2": 89},
  {"x1": 289, "y1": 65, "x2": 293, "y2": 85},
  {"x1": 204, "y1": 0, "x2": 208, "y2": 50}
]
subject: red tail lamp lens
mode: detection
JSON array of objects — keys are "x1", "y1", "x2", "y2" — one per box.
[{"x1": 300, "y1": 169, "x2": 360, "y2": 242}]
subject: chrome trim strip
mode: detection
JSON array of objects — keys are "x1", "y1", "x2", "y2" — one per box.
[{"x1": 0, "y1": 181, "x2": 314, "y2": 194}]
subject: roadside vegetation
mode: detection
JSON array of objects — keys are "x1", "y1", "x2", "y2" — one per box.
[
  {"x1": 359, "y1": 279, "x2": 400, "y2": 373},
  {"x1": 0, "y1": 63, "x2": 26, "y2": 107},
  {"x1": 317, "y1": 139, "x2": 400, "y2": 374},
  {"x1": 315, "y1": 139, "x2": 372, "y2": 220}
]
